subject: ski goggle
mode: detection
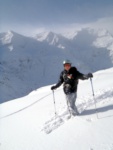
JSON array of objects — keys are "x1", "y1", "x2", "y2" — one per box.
[{"x1": 64, "y1": 63, "x2": 71, "y2": 67}]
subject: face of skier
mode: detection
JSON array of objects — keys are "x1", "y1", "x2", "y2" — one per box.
[{"x1": 64, "y1": 63, "x2": 71, "y2": 71}]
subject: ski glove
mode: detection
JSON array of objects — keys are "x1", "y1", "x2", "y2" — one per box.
[
  {"x1": 84, "y1": 73, "x2": 93, "y2": 79},
  {"x1": 87, "y1": 73, "x2": 93, "y2": 78},
  {"x1": 51, "y1": 86, "x2": 57, "y2": 90}
]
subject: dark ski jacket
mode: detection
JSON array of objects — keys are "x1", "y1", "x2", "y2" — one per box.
[{"x1": 55, "y1": 67, "x2": 88, "y2": 94}]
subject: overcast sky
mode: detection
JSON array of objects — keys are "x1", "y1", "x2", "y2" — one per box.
[{"x1": 0, "y1": 0, "x2": 113, "y2": 35}]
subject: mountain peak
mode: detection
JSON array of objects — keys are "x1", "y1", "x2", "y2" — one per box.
[
  {"x1": 34, "y1": 31, "x2": 57, "y2": 42},
  {"x1": 0, "y1": 30, "x2": 14, "y2": 45}
]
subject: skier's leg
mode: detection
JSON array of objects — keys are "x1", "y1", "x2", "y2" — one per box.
[
  {"x1": 66, "y1": 92, "x2": 79, "y2": 115},
  {"x1": 71, "y1": 92, "x2": 79, "y2": 115}
]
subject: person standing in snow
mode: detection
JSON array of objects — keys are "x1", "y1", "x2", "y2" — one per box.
[{"x1": 51, "y1": 59, "x2": 93, "y2": 116}]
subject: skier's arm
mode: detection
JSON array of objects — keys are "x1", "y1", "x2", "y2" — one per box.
[
  {"x1": 51, "y1": 72, "x2": 64, "y2": 90},
  {"x1": 77, "y1": 71, "x2": 93, "y2": 80},
  {"x1": 68, "y1": 66, "x2": 93, "y2": 80}
]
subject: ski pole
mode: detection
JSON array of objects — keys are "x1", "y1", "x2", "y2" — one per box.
[
  {"x1": 52, "y1": 90, "x2": 57, "y2": 116},
  {"x1": 90, "y1": 78, "x2": 98, "y2": 118}
]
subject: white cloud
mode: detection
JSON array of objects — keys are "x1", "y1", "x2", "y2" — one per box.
[
  {"x1": 1, "y1": 17, "x2": 113, "y2": 36},
  {"x1": 50, "y1": 17, "x2": 113, "y2": 35},
  {"x1": 89, "y1": 17, "x2": 113, "y2": 34}
]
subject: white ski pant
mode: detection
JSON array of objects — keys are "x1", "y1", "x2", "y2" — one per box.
[{"x1": 65, "y1": 92, "x2": 79, "y2": 114}]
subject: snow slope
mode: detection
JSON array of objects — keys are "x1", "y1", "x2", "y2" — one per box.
[{"x1": 0, "y1": 67, "x2": 113, "y2": 150}]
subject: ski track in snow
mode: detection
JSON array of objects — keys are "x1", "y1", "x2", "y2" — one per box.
[
  {"x1": 41, "y1": 86, "x2": 113, "y2": 134},
  {"x1": 77, "y1": 87, "x2": 113, "y2": 113},
  {"x1": 1, "y1": 86, "x2": 113, "y2": 120},
  {"x1": 0, "y1": 92, "x2": 52, "y2": 119},
  {"x1": 1, "y1": 86, "x2": 113, "y2": 135}
]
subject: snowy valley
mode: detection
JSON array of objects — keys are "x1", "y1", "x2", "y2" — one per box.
[{"x1": 0, "y1": 28, "x2": 113, "y2": 102}]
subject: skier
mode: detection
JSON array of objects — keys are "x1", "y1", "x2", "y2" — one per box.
[{"x1": 51, "y1": 59, "x2": 93, "y2": 116}]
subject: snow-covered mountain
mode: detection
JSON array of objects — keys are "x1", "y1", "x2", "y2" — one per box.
[
  {"x1": 35, "y1": 28, "x2": 113, "y2": 71},
  {"x1": 34, "y1": 31, "x2": 69, "y2": 49},
  {"x1": 0, "y1": 28, "x2": 113, "y2": 103},
  {"x1": 0, "y1": 31, "x2": 66, "y2": 102},
  {"x1": 1, "y1": 67, "x2": 113, "y2": 150}
]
